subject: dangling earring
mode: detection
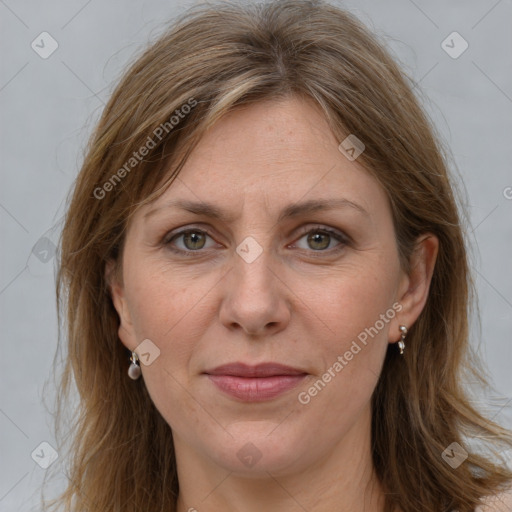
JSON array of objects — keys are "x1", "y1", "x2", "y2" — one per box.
[
  {"x1": 128, "y1": 351, "x2": 141, "y2": 380},
  {"x1": 398, "y1": 325, "x2": 407, "y2": 355}
]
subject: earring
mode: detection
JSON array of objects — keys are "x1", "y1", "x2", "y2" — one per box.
[
  {"x1": 398, "y1": 325, "x2": 407, "y2": 355},
  {"x1": 128, "y1": 351, "x2": 141, "y2": 380}
]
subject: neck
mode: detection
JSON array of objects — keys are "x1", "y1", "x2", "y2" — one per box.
[{"x1": 174, "y1": 406, "x2": 386, "y2": 512}]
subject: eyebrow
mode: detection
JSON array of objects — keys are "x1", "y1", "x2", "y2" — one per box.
[{"x1": 144, "y1": 197, "x2": 369, "y2": 223}]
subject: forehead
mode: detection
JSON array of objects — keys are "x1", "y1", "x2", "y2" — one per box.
[
  {"x1": 140, "y1": 96, "x2": 388, "y2": 222},
  {"x1": 184, "y1": 97, "x2": 344, "y2": 183}
]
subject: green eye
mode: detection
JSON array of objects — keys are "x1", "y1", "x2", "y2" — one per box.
[
  {"x1": 181, "y1": 230, "x2": 207, "y2": 250},
  {"x1": 306, "y1": 231, "x2": 331, "y2": 250},
  {"x1": 293, "y1": 227, "x2": 348, "y2": 253},
  {"x1": 165, "y1": 229, "x2": 216, "y2": 254}
]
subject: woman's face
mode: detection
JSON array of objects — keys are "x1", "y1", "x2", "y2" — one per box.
[{"x1": 111, "y1": 96, "x2": 420, "y2": 477}]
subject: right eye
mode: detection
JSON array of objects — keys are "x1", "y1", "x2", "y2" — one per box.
[{"x1": 164, "y1": 228, "x2": 219, "y2": 255}]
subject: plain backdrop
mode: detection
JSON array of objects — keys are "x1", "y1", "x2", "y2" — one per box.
[{"x1": 1, "y1": 0, "x2": 511, "y2": 510}]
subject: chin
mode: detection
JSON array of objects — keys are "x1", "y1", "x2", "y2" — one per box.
[{"x1": 205, "y1": 425, "x2": 310, "y2": 476}]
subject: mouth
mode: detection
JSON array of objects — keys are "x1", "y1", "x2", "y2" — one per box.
[{"x1": 203, "y1": 362, "x2": 308, "y2": 402}]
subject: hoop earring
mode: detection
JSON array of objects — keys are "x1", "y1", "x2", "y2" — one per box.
[
  {"x1": 128, "y1": 351, "x2": 141, "y2": 380},
  {"x1": 398, "y1": 325, "x2": 407, "y2": 355}
]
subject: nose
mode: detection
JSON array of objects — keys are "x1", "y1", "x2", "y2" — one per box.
[{"x1": 218, "y1": 242, "x2": 291, "y2": 337}]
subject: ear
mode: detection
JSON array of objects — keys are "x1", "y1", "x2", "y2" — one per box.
[
  {"x1": 389, "y1": 233, "x2": 439, "y2": 342},
  {"x1": 105, "y1": 259, "x2": 138, "y2": 351}
]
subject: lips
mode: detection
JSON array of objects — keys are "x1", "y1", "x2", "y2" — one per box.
[
  {"x1": 203, "y1": 362, "x2": 307, "y2": 402},
  {"x1": 205, "y1": 362, "x2": 306, "y2": 377}
]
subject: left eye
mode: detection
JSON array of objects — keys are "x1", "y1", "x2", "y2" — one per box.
[{"x1": 293, "y1": 228, "x2": 346, "y2": 252}]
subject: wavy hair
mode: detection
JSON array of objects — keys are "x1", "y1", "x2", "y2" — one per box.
[{"x1": 45, "y1": 1, "x2": 512, "y2": 511}]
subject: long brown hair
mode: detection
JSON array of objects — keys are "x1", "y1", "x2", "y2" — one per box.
[{"x1": 45, "y1": 1, "x2": 512, "y2": 511}]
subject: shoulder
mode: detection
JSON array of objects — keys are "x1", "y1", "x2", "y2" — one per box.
[{"x1": 476, "y1": 487, "x2": 512, "y2": 512}]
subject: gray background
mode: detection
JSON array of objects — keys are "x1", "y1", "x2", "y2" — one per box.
[{"x1": 1, "y1": 0, "x2": 511, "y2": 510}]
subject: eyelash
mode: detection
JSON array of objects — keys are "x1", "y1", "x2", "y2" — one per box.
[{"x1": 162, "y1": 224, "x2": 350, "y2": 258}]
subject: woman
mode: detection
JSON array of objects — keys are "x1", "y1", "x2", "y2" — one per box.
[{"x1": 46, "y1": 1, "x2": 512, "y2": 511}]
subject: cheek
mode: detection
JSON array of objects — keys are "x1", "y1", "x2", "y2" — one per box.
[
  {"x1": 307, "y1": 258, "x2": 399, "y2": 350},
  {"x1": 123, "y1": 269, "x2": 205, "y2": 430},
  {"x1": 124, "y1": 255, "x2": 214, "y2": 341},
  {"x1": 299, "y1": 258, "x2": 399, "y2": 409},
  {"x1": 120, "y1": 261, "x2": 201, "y2": 399}
]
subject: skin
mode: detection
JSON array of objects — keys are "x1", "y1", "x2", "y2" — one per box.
[{"x1": 109, "y1": 96, "x2": 438, "y2": 512}]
